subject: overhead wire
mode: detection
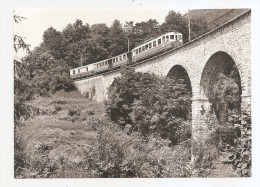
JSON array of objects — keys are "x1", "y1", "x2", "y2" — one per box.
[{"x1": 190, "y1": 9, "x2": 236, "y2": 40}]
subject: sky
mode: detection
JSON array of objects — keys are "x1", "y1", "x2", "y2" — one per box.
[{"x1": 14, "y1": 9, "x2": 188, "y2": 59}]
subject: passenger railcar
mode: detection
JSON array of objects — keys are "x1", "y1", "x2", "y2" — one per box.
[
  {"x1": 132, "y1": 32, "x2": 182, "y2": 62},
  {"x1": 70, "y1": 32, "x2": 183, "y2": 79},
  {"x1": 69, "y1": 63, "x2": 95, "y2": 79}
]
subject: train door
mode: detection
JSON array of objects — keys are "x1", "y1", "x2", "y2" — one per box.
[
  {"x1": 127, "y1": 51, "x2": 132, "y2": 64},
  {"x1": 108, "y1": 59, "x2": 113, "y2": 69},
  {"x1": 162, "y1": 36, "x2": 166, "y2": 47}
]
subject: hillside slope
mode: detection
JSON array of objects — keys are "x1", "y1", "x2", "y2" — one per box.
[{"x1": 184, "y1": 9, "x2": 249, "y2": 30}]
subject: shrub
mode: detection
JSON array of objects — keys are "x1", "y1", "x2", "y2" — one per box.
[
  {"x1": 86, "y1": 110, "x2": 95, "y2": 116},
  {"x1": 50, "y1": 97, "x2": 68, "y2": 105},
  {"x1": 219, "y1": 125, "x2": 240, "y2": 146},
  {"x1": 67, "y1": 108, "x2": 80, "y2": 116},
  {"x1": 54, "y1": 104, "x2": 62, "y2": 112},
  {"x1": 83, "y1": 119, "x2": 191, "y2": 177},
  {"x1": 106, "y1": 66, "x2": 192, "y2": 145}
]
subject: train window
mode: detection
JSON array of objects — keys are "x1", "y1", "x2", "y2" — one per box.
[
  {"x1": 73, "y1": 70, "x2": 75, "y2": 74},
  {"x1": 86, "y1": 67, "x2": 88, "y2": 71},
  {"x1": 158, "y1": 39, "x2": 161, "y2": 45},
  {"x1": 142, "y1": 46, "x2": 145, "y2": 51},
  {"x1": 170, "y1": 35, "x2": 175, "y2": 40},
  {"x1": 113, "y1": 59, "x2": 115, "y2": 63},
  {"x1": 145, "y1": 44, "x2": 148, "y2": 50},
  {"x1": 102, "y1": 62, "x2": 104, "y2": 66},
  {"x1": 166, "y1": 36, "x2": 169, "y2": 41},
  {"x1": 139, "y1": 48, "x2": 141, "y2": 53},
  {"x1": 105, "y1": 61, "x2": 107, "y2": 65},
  {"x1": 149, "y1": 43, "x2": 152, "y2": 48},
  {"x1": 116, "y1": 57, "x2": 118, "y2": 62},
  {"x1": 153, "y1": 41, "x2": 156, "y2": 47},
  {"x1": 136, "y1": 49, "x2": 138, "y2": 54},
  {"x1": 119, "y1": 56, "x2": 122, "y2": 61},
  {"x1": 78, "y1": 69, "x2": 80, "y2": 73},
  {"x1": 123, "y1": 54, "x2": 126, "y2": 59}
]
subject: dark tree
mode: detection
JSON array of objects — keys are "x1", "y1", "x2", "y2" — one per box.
[
  {"x1": 42, "y1": 27, "x2": 65, "y2": 59},
  {"x1": 160, "y1": 10, "x2": 189, "y2": 43},
  {"x1": 107, "y1": 20, "x2": 128, "y2": 56}
]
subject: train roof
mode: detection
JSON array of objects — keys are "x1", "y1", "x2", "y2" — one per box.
[
  {"x1": 70, "y1": 63, "x2": 92, "y2": 71},
  {"x1": 143, "y1": 32, "x2": 181, "y2": 43},
  {"x1": 69, "y1": 52, "x2": 128, "y2": 71},
  {"x1": 133, "y1": 32, "x2": 182, "y2": 50}
]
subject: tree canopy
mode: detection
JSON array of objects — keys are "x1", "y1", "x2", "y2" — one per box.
[{"x1": 106, "y1": 66, "x2": 192, "y2": 145}]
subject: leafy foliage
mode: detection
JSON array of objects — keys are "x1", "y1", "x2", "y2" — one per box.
[
  {"x1": 107, "y1": 20, "x2": 128, "y2": 56},
  {"x1": 85, "y1": 120, "x2": 191, "y2": 178},
  {"x1": 13, "y1": 15, "x2": 31, "y2": 54},
  {"x1": 161, "y1": 11, "x2": 188, "y2": 41},
  {"x1": 15, "y1": 95, "x2": 191, "y2": 178},
  {"x1": 106, "y1": 66, "x2": 192, "y2": 145},
  {"x1": 14, "y1": 35, "x2": 31, "y2": 54}
]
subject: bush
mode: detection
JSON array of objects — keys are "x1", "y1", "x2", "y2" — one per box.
[
  {"x1": 50, "y1": 97, "x2": 69, "y2": 105},
  {"x1": 83, "y1": 119, "x2": 191, "y2": 177},
  {"x1": 53, "y1": 105, "x2": 62, "y2": 112},
  {"x1": 106, "y1": 66, "x2": 192, "y2": 145},
  {"x1": 219, "y1": 125, "x2": 240, "y2": 146},
  {"x1": 67, "y1": 108, "x2": 80, "y2": 116},
  {"x1": 86, "y1": 110, "x2": 95, "y2": 116}
]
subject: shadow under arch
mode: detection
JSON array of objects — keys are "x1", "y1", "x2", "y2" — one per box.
[
  {"x1": 166, "y1": 64, "x2": 192, "y2": 96},
  {"x1": 200, "y1": 51, "x2": 242, "y2": 126},
  {"x1": 165, "y1": 64, "x2": 193, "y2": 146},
  {"x1": 107, "y1": 79, "x2": 118, "y2": 99}
]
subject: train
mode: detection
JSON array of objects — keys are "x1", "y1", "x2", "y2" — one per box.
[{"x1": 69, "y1": 32, "x2": 183, "y2": 79}]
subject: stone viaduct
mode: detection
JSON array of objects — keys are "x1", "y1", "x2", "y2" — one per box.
[{"x1": 73, "y1": 10, "x2": 251, "y2": 142}]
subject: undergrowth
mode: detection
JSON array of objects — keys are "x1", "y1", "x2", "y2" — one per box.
[{"x1": 15, "y1": 91, "x2": 191, "y2": 178}]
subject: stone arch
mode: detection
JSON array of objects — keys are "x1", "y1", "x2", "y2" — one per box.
[
  {"x1": 203, "y1": 46, "x2": 248, "y2": 97},
  {"x1": 166, "y1": 64, "x2": 192, "y2": 95},
  {"x1": 164, "y1": 60, "x2": 195, "y2": 88},
  {"x1": 200, "y1": 51, "x2": 242, "y2": 129},
  {"x1": 200, "y1": 51, "x2": 242, "y2": 99},
  {"x1": 103, "y1": 72, "x2": 121, "y2": 100},
  {"x1": 105, "y1": 77, "x2": 120, "y2": 101}
]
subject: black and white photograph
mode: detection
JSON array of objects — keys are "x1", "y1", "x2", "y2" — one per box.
[{"x1": 1, "y1": 0, "x2": 260, "y2": 187}]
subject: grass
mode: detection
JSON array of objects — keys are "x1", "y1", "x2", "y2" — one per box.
[{"x1": 19, "y1": 90, "x2": 104, "y2": 171}]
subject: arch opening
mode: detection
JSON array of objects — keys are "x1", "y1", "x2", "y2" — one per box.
[
  {"x1": 166, "y1": 65, "x2": 192, "y2": 96},
  {"x1": 200, "y1": 51, "x2": 242, "y2": 145},
  {"x1": 107, "y1": 79, "x2": 117, "y2": 100},
  {"x1": 166, "y1": 65, "x2": 192, "y2": 145}
]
